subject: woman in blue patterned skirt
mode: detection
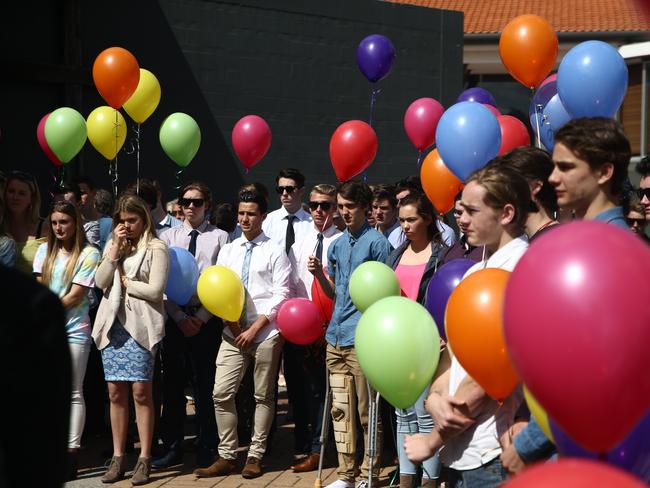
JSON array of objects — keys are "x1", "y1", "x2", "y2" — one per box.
[{"x1": 93, "y1": 194, "x2": 169, "y2": 485}]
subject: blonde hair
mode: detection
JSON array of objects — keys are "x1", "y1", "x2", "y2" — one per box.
[
  {"x1": 112, "y1": 194, "x2": 155, "y2": 255},
  {"x1": 4, "y1": 172, "x2": 42, "y2": 226},
  {"x1": 311, "y1": 184, "x2": 337, "y2": 198},
  {"x1": 41, "y1": 201, "x2": 87, "y2": 287}
]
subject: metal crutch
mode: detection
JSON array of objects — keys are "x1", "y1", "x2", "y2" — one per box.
[
  {"x1": 315, "y1": 370, "x2": 333, "y2": 488},
  {"x1": 366, "y1": 382, "x2": 381, "y2": 488}
]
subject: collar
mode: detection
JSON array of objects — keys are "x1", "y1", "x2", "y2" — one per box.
[
  {"x1": 379, "y1": 219, "x2": 400, "y2": 237},
  {"x1": 346, "y1": 222, "x2": 371, "y2": 243},
  {"x1": 158, "y1": 214, "x2": 171, "y2": 227},
  {"x1": 593, "y1": 206, "x2": 624, "y2": 223},
  {"x1": 183, "y1": 219, "x2": 209, "y2": 234},
  {"x1": 485, "y1": 235, "x2": 528, "y2": 268},
  {"x1": 279, "y1": 205, "x2": 310, "y2": 222},
  {"x1": 240, "y1": 231, "x2": 267, "y2": 246},
  {"x1": 314, "y1": 223, "x2": 341, "y2": 238}
]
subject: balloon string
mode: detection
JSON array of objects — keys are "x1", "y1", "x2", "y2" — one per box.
[
  {"x1": 174, "y1": 168, "x2": 184, "y2": 191},
  {"x1": 135, "y1": 123, "x2": 140, "y2": 194},
  {"x1": 416, "y1": 149, "x2": 423, "y2": 168},
  {"x1": 110, "y1": 110, "x2": 120, "y2": 199},
  {"x1": 534, "y1": 104, "x2": 543, "y2": 149},
  {"x1": 368, "y1": 84, "x2": 381, "y2": 129}
]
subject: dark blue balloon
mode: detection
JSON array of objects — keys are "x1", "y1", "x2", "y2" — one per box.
[
  {"x1": 435, "y1": 102, "x2": 501, "y2": 182},
  {"x1": 425, "y1": 259, "x2": 476, "y2": 341},
  {"x1": 457, "y1": 87, "x2": 497, "y2": 107},
  {"x1": 356, "y1": 34, "x2": 396, "y2": 83},
  {"x1": 558, "y1": 40, "x2": 628, "y2": 118},
  {"x1": 529, "y1": 75, "x2": 557, "y2": 134},
  {"x1": 165, "y1": 246, "x2": 200, "y2": 306}
]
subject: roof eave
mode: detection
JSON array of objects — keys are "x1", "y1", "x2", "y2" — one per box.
[{"x1": 465, "y1": 30, "x2": 650, "y2": 43}]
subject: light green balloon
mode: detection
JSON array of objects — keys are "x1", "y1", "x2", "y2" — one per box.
[
  {"x1": 355, "y1": 296, "x2": 440, "y2": 409},
  {"x1": 159, "y1": 112, "x2": 201, "y2": 167},
  {"x1": 44, "y1": 107, "x2": 87, "y2": 163},
  {"x1": 349, "y1": 261, "x2": 400, "y2": 312}
]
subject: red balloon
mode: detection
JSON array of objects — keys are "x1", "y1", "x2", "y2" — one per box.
[
  {"x1": 231, "y1": 115, "x2": 272, "y2": 170},
  {"x1": 311, "y1": 268, "x2": 334, "y2": 325},
  {"x1": 504, "y1": 221, "x2": 650, "y2": 452},
  {"x1": 36, "y1": 113, "x2": 62, "y2": 166},
  {"x1": 482, "y1": 104, "x2": 501, "y2": 117},
  {"x1": 277, "y1": 298, "x2": 324, "y2": 345},
  {"x1": 502, "y1": 459, "x2": 647, "y2": 488},
  {"x1": 92, "y1": 47, "x2": 140, "y2": 109},
  {"x1": 497, "y1": 115, "x2": 531, "y2": 155},
  {"x1": 329, "y1": 120, "x2": 377, "y2": 181},
  {"x1": 404, "y1": 98, "x2": 444, "y2": 151}
]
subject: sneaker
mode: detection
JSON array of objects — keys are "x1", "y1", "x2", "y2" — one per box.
[{"x1": 325, "y1": 480, "x2": 355, "y2": 488}]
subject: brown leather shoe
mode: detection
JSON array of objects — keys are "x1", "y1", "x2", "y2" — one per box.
[
  {"x1": 193, "y1": 457, "x2": 237, "y2": 478},
  {"x1": 241, "y1": 457, "x2": 263, "y2": 479},
  {"x1": 292, "y1": 453, "x2": 320, "y2": 473}
]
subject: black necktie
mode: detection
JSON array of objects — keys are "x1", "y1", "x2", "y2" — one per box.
[
  {"x1": 315, "y1": 232, "x2": 324, "y2": 262},
  {"x1": 285, "y1": 215, "x2": 296, "y2": 254},
  {"x1": 188, "y1": 229, "x2": 199, "y2": 256}
]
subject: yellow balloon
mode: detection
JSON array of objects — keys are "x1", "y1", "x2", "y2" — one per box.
[
  {"x1": 123, "y1": 69, "x2": 161, "y2": 123},
  {"x1": 197, "y1": 265, "x2": 245, "y2": 322},
  {"x1": 86, "y1": 106, "x2": 127, "y2": 160},
  {"x1": 524, "y1": 385, "x2": 555, "y2": 443}
]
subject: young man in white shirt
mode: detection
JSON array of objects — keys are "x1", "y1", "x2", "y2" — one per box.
[
  {"x1": 194, "y1": 188, "x2": 291, "y2": 480},
  {"x1": 288, "y1": 184, "x2": 342, "y2": 472}
]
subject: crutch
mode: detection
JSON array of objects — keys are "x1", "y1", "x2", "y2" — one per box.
[
  {"x1": 315, "y1": 369, "x2": 333, "y2": 488},
  {"x1": 367, "y1": 382, "x2": 381, "y2": 488}
]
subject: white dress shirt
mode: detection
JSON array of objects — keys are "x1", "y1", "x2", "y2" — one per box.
[
  {"x1": 289, "y1": 224, "x2": 342, "y2": 299},
  {"x1": 262, "y1": 206, "x2": 313, "y2": 249},
  {"x1": 217, "y1": 232, "x2": 291, "y2": 343},
  {"x1": 441, "y1": 235, "x2": 528, "y2": 470}
]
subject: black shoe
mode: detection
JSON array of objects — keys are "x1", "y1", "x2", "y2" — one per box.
[
  {"x1": 151, "y1": 449, "x2": 183, "y2": 469},
  {"x1": 196, "y1": 447, "x2": 215, "y2": 468}
]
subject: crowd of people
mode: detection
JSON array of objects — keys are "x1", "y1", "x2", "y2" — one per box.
[{"x1": 0, "y1": 116, "x2": 648, "y2": 487}]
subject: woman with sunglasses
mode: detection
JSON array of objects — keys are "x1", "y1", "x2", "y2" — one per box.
[
  {"x1": 3, "y1": 171, "x2": 48, "y2": 274},
  {"x1": 385, "y1": 191, "x2": 448, "y2": 488},
  {"x1": 92, "y1": 194, "x2": 169, "y2": 485},
  {"x1": 32, "y1": 201, "x2": 101, "y2": 480}
]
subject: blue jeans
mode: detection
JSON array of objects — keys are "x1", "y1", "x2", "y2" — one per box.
[
  {"x1": 396, "y1": 387, "x2": 441, "y2": 479},
  {"x1": 445, "y1": 457, "x2": 508, "y2": 488}
]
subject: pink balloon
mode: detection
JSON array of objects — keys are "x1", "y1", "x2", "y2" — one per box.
[
  {"x1": 231, "y1": 115, "x2": 272, "y2": 170},
  {"x1": 497, "y1": 115, "x2": 531, "y2": 155},
  {"x1": 504, "y1": 221, "x2": 650, "y2": 452},
  {"x1": 482, "y1": 103, "x2": 501, "y2": 117},
  {"x1": 404, "y1": 98, "x2": 444, "y2": 151},
  {"x1": 538, "y1": 73, "x2": 557, "y2": 91},
  {"x1": 37, "y1": 113, "x2": 62, "y2": 166},
  {"x1": 277, "y1": 298, "x2": 324, "y2": 345}
]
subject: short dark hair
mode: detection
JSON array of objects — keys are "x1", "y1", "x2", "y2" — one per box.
[
  {"x1": 395, "y1": 175, "x2": 423, "y2": 195},
  {"x1": 94, "y1": 188, "x2": 114, "y2": 216},
  {"x1": 238, "y1": 188, "x2": 268, "y2": 214},
  {"x1": 636, "y1": 156, "x2": 650, "y2": 177},
  {"x1": 399, "y1": 190, "x2": 442, "y2": 244},
  {"x1": 276, "y1": 168, "x2": 306, "y2": 188},
  {"x1": 124, "y1": 178, "x2": 157, "y2": 208},
  {"x1": 500, "y1": 147, "x2": 558, "y2": 215},
  {"x1": 240, "y1": 182, "x2": 269, "y2": 203},
  {"x1": 337, "y1": 180, "x2": 373, "y2": 208},
  {"x1": 555, "y1": 117, "x2": 631, "y2": 195},
  {"x1": 74, "y1": 177, "x2": 95, "y2": 191},
  {"x1": 54, "y1": 182, "x2": 82, "y2": 203},
  {"x1": 372, "y1": 184, "x2": 397, "y2": 208},
  {"x1": 212, "y1": 203, "x2": 237, "y2": 233},
  {"x1": 179, "y1": 181, "x2": 213, "y2": 212}
]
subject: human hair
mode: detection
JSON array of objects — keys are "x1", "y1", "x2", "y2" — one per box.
[
  {"x1": 395, "y1": 175, "x2": 423, "y2": 195},
  {"x1": 94, "y1": 189, "x2": 113, "y2": 216},
  {"x1": 399, "y1": 191, "x2": 442, "y2": 243},
  {"x1": 337, "y1": 180, "x2": 373, "y2": 208},
  {"x1": 500, "y1": 147, "x2": 558, "y2": 215},
  {"x1": 112, "y1": 194, "x2": 155, "y2": 253},
  {"x1": 238, "y1": 188, "x2": 268, "y2": 214},
  {"x1": 54, "y1": 182, "x2": 82, "y2": 203},
  {"x1": 41, "y1": 201, "x2": 87, "y2": 287},
  {"x1": 555, "y1": 117, "x2": 631, "y2": 195},
  {"x1": 179, "y1": 181, "x2": 213, "y2": 212},
  {"x1": 4, "y1": 170, "x2": 42, "y2": 225},
  {"x1": 466, "y1": 161, "x2": 531, "y2": 231},
  {"x1": 240, "y1": 182, "x2": 269, "y2": 203},
  {"x1": 212, "y1": 203, "x2": 237, "y2": 233},
  {"x1": 636, "y1": 156, "x2": 650, "y2": 177},
  {"x1": 74, "y1": 177, "x2": 95, "y2": 191},
  {"x1": 624, "y1": 195, "x2": 646, "y2": 215},
  {"x1": 310, "y1": 183, "x2": 337, "y2": 199},
  {"x1": 276, "y1": 168, "x2": 306, "y2": 188},
  {"x1": 124, "y1": 179, "x2": 157, "y2": 208},
  {"x1": 372, "y1": 184, "x2": 398, "y2": 208}
]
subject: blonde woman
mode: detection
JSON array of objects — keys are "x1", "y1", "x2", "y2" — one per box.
[
  {"x1": 33, "y1": 201, "x2": 100, "y2": 480},
  {"x1": 93, "y1": 194, "x2": 169, "y2": 485}
]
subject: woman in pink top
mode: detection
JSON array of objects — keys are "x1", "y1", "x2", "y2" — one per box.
[{"x1": 385, "y1": 191, "x2": 449, "y2": 488}]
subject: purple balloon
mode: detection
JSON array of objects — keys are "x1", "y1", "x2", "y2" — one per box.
[
  {"x1": 529, "y1": 74, "x2": 558, "y2": 132},
  {"x1": 456, "y1": 87, "x2": 497, "y2": 107},
  {"x1": 551, "y1": 413, "x2": 650, "y2": 482},
  {"x1": 425, "y1": 259, "x2": 476, "y2": 340},
  {"x1": 356, "y1": 34, "x2": 396, "y2": 83}
]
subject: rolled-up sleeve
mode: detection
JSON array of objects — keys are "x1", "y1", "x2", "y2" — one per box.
[{"x1": 262, "y1": 247, "x2": 291, "y2": 323}]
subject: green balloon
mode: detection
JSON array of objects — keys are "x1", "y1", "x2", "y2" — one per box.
[
  {"x1": 44, "y1": 107, "x2": 87, "y2": 163},
  {"x1": 159, "y1": 112, "x2": 201, "y2": 167},
  {"x1": 355, "y1": 296, "x2": 440, "y2": 409},
  {"x1": 349, "y1": 261, "x2": 400, "y2": 312}
]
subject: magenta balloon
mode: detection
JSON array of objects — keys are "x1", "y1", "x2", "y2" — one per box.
[
  {"x1": 37, "y1": 113, "x2": 62, "y2": 166},
  {"x1": 277, "y1": 298, "x2": 324, "y2": 345},
  {"x1": 231, "y1": 115, "x2": 272, "y2": 170},
  {"x1": 403, "y1": 98, "x2": 445, "y2": 151},
  {"x1": 504, "y1": 221, "x2": 650, "y2": 452}
]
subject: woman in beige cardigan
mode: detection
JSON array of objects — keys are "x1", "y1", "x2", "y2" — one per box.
[{"x1": 93, "y1": 194, "x2": 169, "y2": 485}]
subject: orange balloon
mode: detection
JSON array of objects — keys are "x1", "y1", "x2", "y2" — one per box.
[
  {"x1": 445, "y1": 268, "x2": 519, "y2": 401},
  {"x1": 92, "y1": 47, "x2": 140, "y2": 109},
  {"x1": 499, "y1": 15, "x2": 558, "y2": 89},
  {"x1": 420, "y1": 149, "x2": 464, "y2": 214}
]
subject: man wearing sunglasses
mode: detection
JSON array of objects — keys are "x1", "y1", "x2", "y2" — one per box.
[
  {"x1": 636, "y1": 156, "x2": 650, "y2": 221},
  {"x1": 287, "y1": 184, "x2": 342, "y2": 473}
]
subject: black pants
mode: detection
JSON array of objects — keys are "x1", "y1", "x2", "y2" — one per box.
[{"x1": 158, "y1": 317, "x2": 221, "y2": 451}]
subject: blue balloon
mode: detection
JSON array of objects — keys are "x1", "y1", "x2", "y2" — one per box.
[
  {"x1": 165, "y1": 247, "x2": 200, "y2": 305},
  {"x1": 557, "y1": 40, "x2": 628, "y2": 118},
  {"x1": 435, "y1": 102, "x2": 501, "y2": 182},
  {"x1": 529, "y1": 75, "x2": 557, "y2": 135},
  {"x1": 538, "y1": 93, "x2": 572, "y2": 150},
  {"x1": 356, "y1": 34, "x2": 396, "y2": 83}
]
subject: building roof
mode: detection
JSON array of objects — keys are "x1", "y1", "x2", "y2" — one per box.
[{"x1": 387, "y1": 0, "x2": 650, "y2": 34}]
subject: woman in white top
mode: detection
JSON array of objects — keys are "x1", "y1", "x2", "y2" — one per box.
[{"x1": 405, "y1": 161, "x2": 531, "y2": 488}]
